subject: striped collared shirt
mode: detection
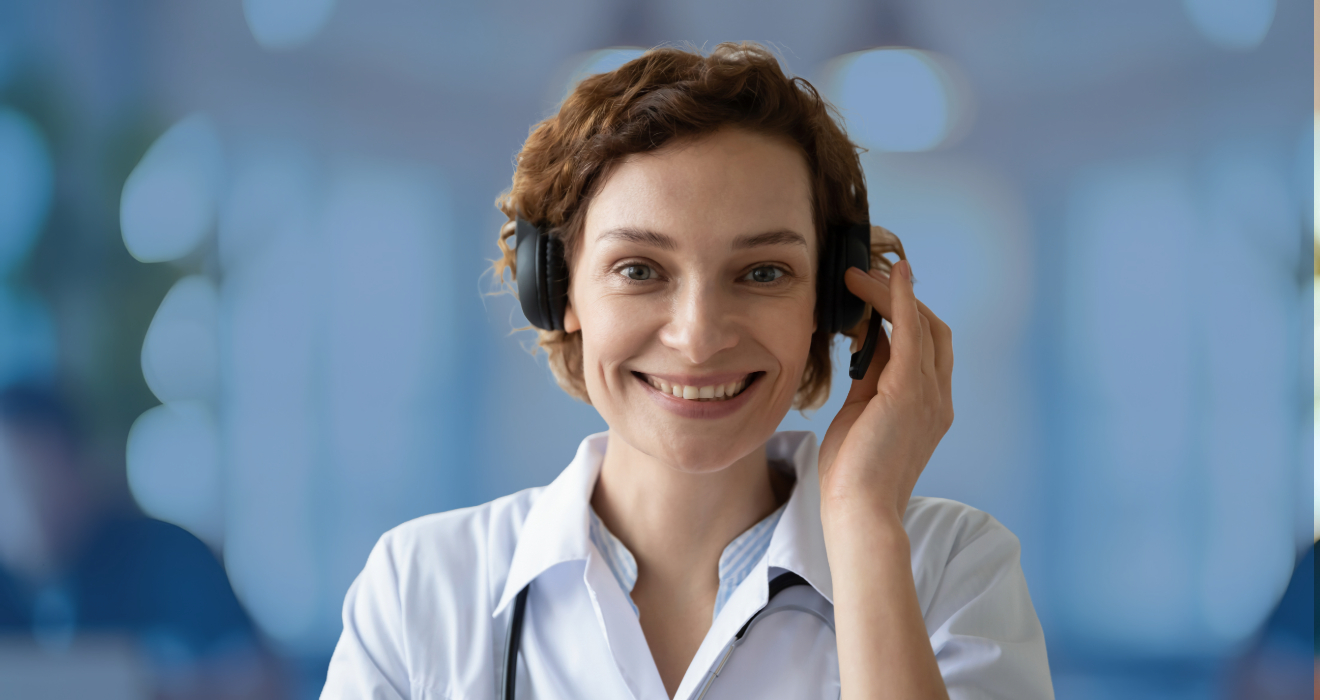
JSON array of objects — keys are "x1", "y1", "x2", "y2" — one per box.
[{"x1": 587, "y1": 503, "x2": 787, "y2": 620}]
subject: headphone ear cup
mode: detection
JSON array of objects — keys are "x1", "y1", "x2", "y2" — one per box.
[
  {"x1": 818, "y1": 228, "x2": 840, "y2": 334},
  {"x1": 821, "y1": 222, "x2": 871, "y2": 333},
  {"x1": 835, "y1": 223, "x2": 871, "y2": 332},
  {"x1": 514, "y1": 216, "x2": 570, "y2": 331},
  {"x1": 543, "y1": 236, "x2": 568, "y2": 332},
  {"x1": 515, "y1": 218, "x2": 551, "y2": 330}
]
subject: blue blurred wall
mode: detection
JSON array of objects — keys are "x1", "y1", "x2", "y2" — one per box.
[{"x1": 0, "y1": 0, "x2": 1310, "y2": 698}]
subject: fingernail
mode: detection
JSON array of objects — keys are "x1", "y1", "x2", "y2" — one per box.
[{"x1": 898, "y1": 260, "x2": 911, "y2": 280}]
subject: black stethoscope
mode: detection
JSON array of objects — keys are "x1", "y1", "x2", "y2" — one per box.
[{"x1": 500, "y1": 571, "x2": 837, "y2": 700}]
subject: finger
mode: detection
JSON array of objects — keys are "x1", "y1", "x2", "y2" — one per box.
[
  {"x1": 921, "y1": 304, "x2": 953, "y2": 406},
  {"x1": 867, "y1": 270, "x2": 952, "y2": 389},
  {"x1": 874, "y1": 260, "x2": 921, "y2": 385},
  {"x1": 844, "y1": 266, "x2": 895, "y2": 321},
  {"x1": 919, "y1": 313, "x2": 936, "y2": 381},
  {"x1": 853, "y1": 264, "x2": 953, "y2": 403}
]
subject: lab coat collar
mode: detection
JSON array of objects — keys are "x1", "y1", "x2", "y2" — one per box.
[
  {"x1": 493, "y1": 432, "x2": 607, "y2": 616},
  {"x1": 492, "y1": 430, "x2": 832, "y2": 616},
  {"x1": 763, "y1": 430, "x2": 833, "y2": 603}
]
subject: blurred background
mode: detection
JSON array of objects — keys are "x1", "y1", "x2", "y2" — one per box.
[{"x1": 0, "y1": 0, "x2": 1312, "y2": 698}]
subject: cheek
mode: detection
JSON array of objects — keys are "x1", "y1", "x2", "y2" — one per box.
[
  {"x1": 765, "y1": 301, "x2": 817, "y2": 386},
  {"x1": 577, "y1": 300, "x2": 655, "y2": 386}
]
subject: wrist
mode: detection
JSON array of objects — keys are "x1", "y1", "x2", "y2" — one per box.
[
  {"x1": 820, "y1": 498, "x2": 908, "y2": 548},
  {"x1": 819, "y1": 461, "x2": 914, "y2": 525},
  {"x1": 821, "y1": 488, "x2": 905, "y2": 528}
]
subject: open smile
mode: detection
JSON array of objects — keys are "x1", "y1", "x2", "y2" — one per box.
[
  {"x1": 632, "y1": 371, "x2": 764, "y2": 402},
  {"x1": 628, "y1": 369, "x2": 765, "y2": 420}
]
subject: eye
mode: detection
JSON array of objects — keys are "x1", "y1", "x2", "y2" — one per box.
[
  {"x1": 745, "y1": 265, "x2": 785, "y2": 284},
  {"x1": 621, "y1": 264, "x2": 655, "y2": 281}
]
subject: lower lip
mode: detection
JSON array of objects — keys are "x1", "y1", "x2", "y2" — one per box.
[{"x1": 636, "y1": 372, "x2": 762, "y2": 420}]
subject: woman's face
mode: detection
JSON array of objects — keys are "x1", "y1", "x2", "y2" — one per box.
[{"x1": 563, "y1": 128, "x2": 818, "y2": 473}]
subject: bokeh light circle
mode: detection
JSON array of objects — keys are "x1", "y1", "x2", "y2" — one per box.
[
  {"x1": 1183, "y1": 0, "x2": 1275, "y2": 51},
  {"x1": 823, "y1": 48, "x2": 973, "y2": 153},
  {"x1": 142, "y1": 275, "x2": 219, "y2": 403},
  {"x1": 547, "y1": 46, "x2": 646, "y2": 108},
  {"x1": 0, "y1": 108, "x2": 54, "y2": 274},
  {"x1": 126, "y1": 401, "x2": 222, "y2": 547},
  {"x1": 120, "y1": 114, "x2": 224, "y2": 263},
  {"x1": 243, "y1": 0, "x2": 338, "y2": 50}
]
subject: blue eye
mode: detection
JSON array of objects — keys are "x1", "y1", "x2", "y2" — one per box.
[
  {"x1": 746, "y1": 266, "x2": 785, "y2": 283},
  {"x1": 622, "y1": 264, "x2": 654, "y2": 281}
]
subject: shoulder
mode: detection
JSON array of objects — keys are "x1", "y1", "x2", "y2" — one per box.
[
  {"x1": 901, "y1": 504, "x2": 1053, "y2": 695},
  {"x1": 902, "y1": 497, "x2": 1025, "y2": 615},
  {"x1": 903, "y1": 496, "x2": 1019, "y2": 559},
  {"x1": 380, "y1": 486, "x2": 544, "y2": 557},
  {"x1": 363, "y1": 486, "x2": 545, "y2": 610},
  {"x1": 328, "y1": 489, "x2": 549, "y2": 696}
]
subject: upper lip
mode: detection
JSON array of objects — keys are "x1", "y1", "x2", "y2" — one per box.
[{"x1": 633, "y1": 370, "x2": 760, "y2": 387}]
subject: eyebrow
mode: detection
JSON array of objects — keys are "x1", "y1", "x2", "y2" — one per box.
[
  {"x1": 731, "y1": 229, "x2": 808, "y2": 250},
  {"x1": 596, "y1": 227, "x2": 678, "y2": 251},
  {"x1": 596, "y1": 227, "x2": 808, "y2": 251}
]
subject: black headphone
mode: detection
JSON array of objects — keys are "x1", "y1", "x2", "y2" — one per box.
[{"x1": 514, "y1": 217, "x2": 883, "y2": 380}]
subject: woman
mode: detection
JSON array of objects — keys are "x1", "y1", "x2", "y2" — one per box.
[{"x1": 322, "y1": 43, "x2": 1052, "y2": 700}]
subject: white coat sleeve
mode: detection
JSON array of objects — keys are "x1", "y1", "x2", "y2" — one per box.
[
  {"x1": 322, "y1": 533, "x2": 412, "y2": 700},
  {"x1": 922, "y1": 510, "x2": 1054, "y2": 700}
]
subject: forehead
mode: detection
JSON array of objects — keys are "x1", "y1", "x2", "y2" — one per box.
[{"x1": 583, "y1": 129, "x2": 815, "y2": 251}]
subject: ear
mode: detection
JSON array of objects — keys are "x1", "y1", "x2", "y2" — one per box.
[{"x1": 563, "y1": 298, "x2": 581, "y2": 333}]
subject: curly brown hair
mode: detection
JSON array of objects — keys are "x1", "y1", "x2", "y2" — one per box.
[{"x1": 493, "y1": 41, "x2": 905, "y2": 411}]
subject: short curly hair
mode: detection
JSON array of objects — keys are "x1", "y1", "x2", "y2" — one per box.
[{"x1": 493, "y1": 41, "x2": 905, "y2": 411}]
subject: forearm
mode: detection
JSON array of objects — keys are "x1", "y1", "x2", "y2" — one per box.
[{"x1": 823, "y1": 502, "x2": 948, "y2": 700}]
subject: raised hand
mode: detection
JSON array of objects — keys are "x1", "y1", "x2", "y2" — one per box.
[
  {"x1": 817, "y1": 260, "x2": 954, "y2": 523},
  {"x1": 817, "y1": 259, "x2": 955, "y2": 700}
]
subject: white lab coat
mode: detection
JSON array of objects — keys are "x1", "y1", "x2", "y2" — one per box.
[{"x1": 321, "y1": 431, "x2": 1054, "y2": 700}]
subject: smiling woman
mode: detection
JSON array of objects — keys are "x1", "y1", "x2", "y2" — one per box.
[
  {"x1": 322, "y1": 42, "x2": 1053, "y2": 700},
  {"x1": 492, "y1": 44, "x2": 904, "y2": 412}
]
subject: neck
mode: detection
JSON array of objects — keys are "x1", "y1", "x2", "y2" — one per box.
[
  {"x1": 591, "y1": 431, "x2": 786, "y2": 697},
  {"x1": 591, "y1": 431, "x2": 780, "y2": 595}
]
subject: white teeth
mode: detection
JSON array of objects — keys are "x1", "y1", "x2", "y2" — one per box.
[{"x1": 644, "y1": 374, "x2": 753, "y2": 401}]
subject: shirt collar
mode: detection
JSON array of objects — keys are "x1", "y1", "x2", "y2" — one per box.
[
  {"x1": 589, "y1": 500, "x2": 787, "y2": 620},
  {"x1": 493, "y1": 430, "x2": 831, "y2": 616}
]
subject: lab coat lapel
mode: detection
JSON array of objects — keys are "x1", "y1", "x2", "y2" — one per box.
[
  {"x1": 493, "y1": 432, "x2": 606, "y2": 617},
  {"x1": 582, "y1": 547, "x2": 670, "y2": 700},
  {"x1": 765, "y1": 431, "x2": 833, "y2": 603}
]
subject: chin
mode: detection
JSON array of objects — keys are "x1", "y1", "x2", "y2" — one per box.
[
  {"x1": 637, "y1": 419, "x2": 777, "y2": 473},
  {"x1": 656, "y1": 442, "x2": 749, "y2": 474}
]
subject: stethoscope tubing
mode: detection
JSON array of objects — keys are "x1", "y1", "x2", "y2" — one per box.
[
  {"x1": 501, "y1": 572, "x2": 827, "y2": 700},
  {"x1": 501, "y1": 585, "x2": 529, "y2": 700}
]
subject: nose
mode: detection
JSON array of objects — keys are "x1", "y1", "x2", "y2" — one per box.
[{"x1": 656, "y1": 279, "x2": 740, "y2": 365}]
